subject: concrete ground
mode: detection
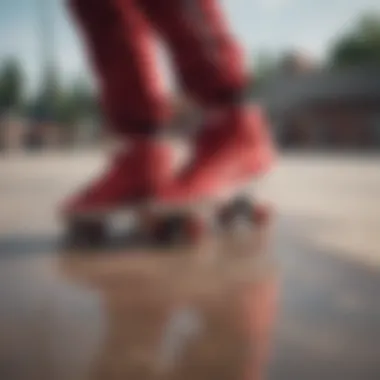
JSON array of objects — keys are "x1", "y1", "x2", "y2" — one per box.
[
  {"x1": 0, "y1": 151, "x2": 379, "y2": 379},
  {"x1": 1, "y1": 150, "x2": 379, "y2": 266}
]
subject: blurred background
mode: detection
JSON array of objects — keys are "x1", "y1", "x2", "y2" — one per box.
[{"x1": 0, "y1": 0, "x2": 380, "y2": 151}]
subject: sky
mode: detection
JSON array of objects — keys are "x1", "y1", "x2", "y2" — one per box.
[{"x1": 0, "y1": 0, "x2": 379, "y2": 93}]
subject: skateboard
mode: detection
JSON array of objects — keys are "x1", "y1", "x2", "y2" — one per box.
[{"x1": 62, "y1": 178, "x2": 273, "y2": 248}]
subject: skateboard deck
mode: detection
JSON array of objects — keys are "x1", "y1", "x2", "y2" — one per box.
[{"x1": 62, "y1": 178, "x2": 273, "y2": 248}]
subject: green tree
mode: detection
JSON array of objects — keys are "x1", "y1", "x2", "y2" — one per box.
[
  {"x1": 32, "y1": 66, "x2": 56, "y2": 120},
  {"x1": 329, "y1": 13, "x2": 380, "y2": 68},
  {"x1": 56, "y1": 77, "x2": 98, "y2": 125},
  {"x1": 31, "y1": 65, "x2": 68, "y2": 123},
  {"x1": 0, "y1": 58, "x2": 24, "y2": 113},
  {"x1": 28, "y1": 67, "x2": 98, "y2": 127}
]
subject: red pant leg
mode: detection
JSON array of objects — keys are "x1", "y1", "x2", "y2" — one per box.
[
  {"x1": 138, "y1": 0, "x2": 248, "y2": 107},
  {"x1": 68, "y1": 0, "x2": 169, "y2": 135}
]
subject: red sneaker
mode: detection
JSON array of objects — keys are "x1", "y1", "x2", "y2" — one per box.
[
  {"x1": 61, "y1": 139, "x2": 174, "y2": 219},
  {"x1": 153, "y1": 105, "x2": 276, "y2": 208}
]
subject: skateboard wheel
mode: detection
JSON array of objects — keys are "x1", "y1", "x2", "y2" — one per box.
[
  {"x1": 218, "y1": 197, "x2": 255, "y2": 227},
  {"x1": 151, "y1": 215, "x2": 185, "y2": 245},
  {"x1": 65, "y1": 218, "x2": 107, "y2": 247},
  {"x1": 151, "y1": 214, "x2": 206, "y2": 246}
]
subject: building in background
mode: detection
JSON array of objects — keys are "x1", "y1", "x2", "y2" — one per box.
[
  {"x1": 0, "y1": 113, "x2": 27, "y2": 153},
  {"x1": 280, "y1": 51, "x2": 319, "y2": 75},
  {"x1": 256, "y1": 52, "x2": 380, "y2": 149}
]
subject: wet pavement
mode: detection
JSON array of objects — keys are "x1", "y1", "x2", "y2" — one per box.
[{"x1": 0, "y1": 152, "x2": 380, "y2": 380}]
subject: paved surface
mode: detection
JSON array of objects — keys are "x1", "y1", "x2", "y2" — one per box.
[{"x1": 0, "y1": 151, "x2": 380, "y2": 379}]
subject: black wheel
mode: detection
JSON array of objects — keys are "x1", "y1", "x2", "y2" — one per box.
[
  {"x1": 151, "y1": 215, "x2": 185, "y2": 245},
  {"x1": 218, "y1": 197, "x2": 255, "y2": 228},
  {"x1": 151, "y1": 214, "x2": 205, "y2": 246},
  {"x1": 65, "y1": 218, "x2": 107, "y2": 248}
]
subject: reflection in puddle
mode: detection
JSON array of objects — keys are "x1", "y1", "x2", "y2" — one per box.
[
  {"x1": 60, "y1": 244, "x2": 278, "y2": 380},
  {"x1": 0, "y1": 232, "x2": 278, "y2": 380}
]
